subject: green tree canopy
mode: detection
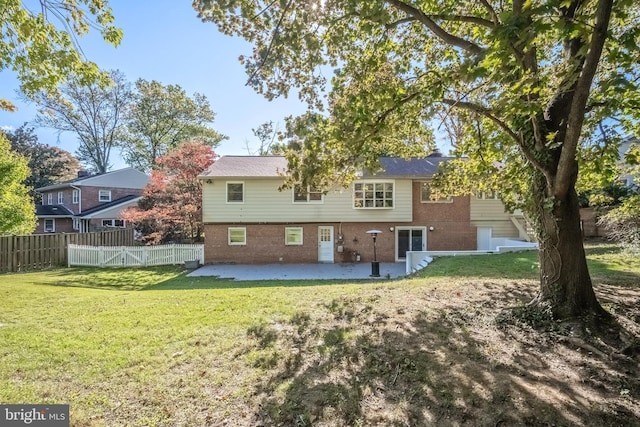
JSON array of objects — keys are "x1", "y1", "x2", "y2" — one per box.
[
  {"x1": 1, "y1": 0, "x2": 122, "y2": 111},
  {"x1": 33, "y1": 70, "x2": 131, "y2": 174},
  {"x1": 122, "y1": 79, "x2": 227, "y2": 172},
  {"x1": 5, "y1": 125, "x2": 80, "y2": 202},
  {"x1": 0, "y1": 133, "x2": 36, "y2": 234},
  {"x1": 195, "y1": 0, "x2": 640, "y2": 319}
]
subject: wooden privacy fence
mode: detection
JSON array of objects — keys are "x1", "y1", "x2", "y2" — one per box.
[
  {"x1": 68, "y1": 244, "x2": 204, "y2": 268},
  {"x1": 0, "y1": 229, "x2": 134, "y2": 273}
]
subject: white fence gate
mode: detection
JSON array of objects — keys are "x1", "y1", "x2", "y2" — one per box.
[{"x1": 68, "y1": 244, "x2": 204, "y2": 267}]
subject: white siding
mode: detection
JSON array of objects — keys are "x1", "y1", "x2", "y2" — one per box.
[
  {"x1": 202, "y1": 178, "x2": 413, "y2": 223},
  {"x1": 470, "y1": 197, "x2": 519, "y2": 237}
]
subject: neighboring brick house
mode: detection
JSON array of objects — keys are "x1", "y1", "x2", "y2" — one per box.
[
  {"x1": 35, "y1": 168, "x2": 149, "y2": 233},
  {"x1": 199, "y1": 156, "x2": 530, "y2": 264}
]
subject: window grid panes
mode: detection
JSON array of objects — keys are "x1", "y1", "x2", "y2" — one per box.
[
  {"x1": 44, "y1": 219, "x2": 55, "y2": 232},
  {"x1": 58, "y1": 192, "x2": 64, "y2": 204},
  {"x1": 102, "y1": 219, "x2": 125, "y2": 228},
  {"x1": 227, "y1": 183, "x2": 244, "y2": 203},
  {"x1": 99, "y1": 190, "x2": 111, "y2": 202},
  {"x1": 72, "y1": 190, "x2": 79, "y2": 204},
  {"x1": 476, "y1": 191, "x2": 499, "y2": 200},
  {"x1": 293, "y1": 185, "x2": 323, "y2": 203},
  {"x1": 354, "y1": 182, "x2": 393, "y2": 208}
]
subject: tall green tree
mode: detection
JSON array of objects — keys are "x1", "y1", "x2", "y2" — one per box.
[
  {"x1": 5, "y1": 125, "x2": 80, "y2": 202},
  {"x1": 34, "y1": 70, "x2": 131, "y2": 173},
  {"x1": 122, "y1": 79, "x2": 226, "y2": 172},
  {"x1": 195, "y1": 0, "x2": 640, "y2": 319},
  {"x1": 0, "y1": 133, "x2": 36, "y2": 234},
  {"x1": 1, "y1": 0, "x2": 122, "y2": 111}
]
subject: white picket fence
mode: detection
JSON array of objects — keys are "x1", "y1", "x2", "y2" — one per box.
[{"x1": 68, "y1": 244, "x2": 204, "y2": 267}]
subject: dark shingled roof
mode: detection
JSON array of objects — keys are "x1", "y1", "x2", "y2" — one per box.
[
  {"x1": 366, "y1": 157, "x2": 454, "y2": 178},
  {"x1": 77, "y1": 195, "x2": 139, "y2": 217},
  {"x1": 36, "y1": 205, "x2": 74, "y2": 217},
  {"x1": 199, "y1": 155, "x2": 453, "y2": 179}
]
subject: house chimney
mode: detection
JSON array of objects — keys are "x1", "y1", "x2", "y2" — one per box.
[{"x1": 77, "y1": 170, "x2": 89, "y2": 178}]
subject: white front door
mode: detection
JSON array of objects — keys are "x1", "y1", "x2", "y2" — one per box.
[
  {"x1": 477, "y1": 227, "x2": 492, "y2": 250},
  {"x1": 318, "y1": 226, "x2": 334, "y2": 263}
]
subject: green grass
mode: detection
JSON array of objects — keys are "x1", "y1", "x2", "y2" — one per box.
[
  {"x1": 418, "y1": 242, "x2": 640, "y2": 283},
  {"x1": 0, "y1": 243, "x2": 638, "y2": 426}
]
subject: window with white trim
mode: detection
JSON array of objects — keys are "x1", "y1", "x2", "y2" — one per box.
[
  {"x1": 285, "y1": 227, "x2": 303, "y2": 245},
  {"x1": 73, "y1": 218, "x2": 80, "y2": 230},
  {"x1": 353, "y1": 181, "x2": 394, "y2": 208},
  {"x1": 57, "y1": 191, "x2": 64, "y2": 204},
  {"x1": 421, "y1": 182, "x2": 452, "y2": 203},
  {"x1": 99, "y1": 190, "x2": 111, "y2": 202},
  {"x1": 47, "y1": 193, "x2": 53, "y2": 205},
  {"x1": 44, "y1": 219, "x2": 55, "y2": 232},
  {"x1": 476, "y1": 191, "x2": 499, "y2": 200},
  {"x1": 102, "y1": 219, "x2": 125, "y2": 228},
  {"x1": 228, "y1": 227, "x2": 246, "y2": 245},
  {"x1": 293, "y1": 185, "x2": 323, "y2": 203},
  {"x1": 226, "y1": 182, "x2": 244, "y2": 203},
  {"x1": 72, "y1": 189, "x2": 79, "y2": 204}
]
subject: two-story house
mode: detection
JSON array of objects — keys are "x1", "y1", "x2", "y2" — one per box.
[
  {"x1": 35, "y1": 168, "x2": 149, "y2": 233},
  {"x1": 199, "y1": 156, "x2": 529, "y2": 264}
]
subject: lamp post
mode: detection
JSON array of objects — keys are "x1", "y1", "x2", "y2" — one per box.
[{"x1": 366, "y1": 229, "x2": 381, "y2": 277}]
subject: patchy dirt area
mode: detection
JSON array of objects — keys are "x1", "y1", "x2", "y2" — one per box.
[{"x1": 234, "y1": 279, "x2": 640, "y2": 427}]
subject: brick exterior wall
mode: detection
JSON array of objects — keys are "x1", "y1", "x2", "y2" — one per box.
[
  {"x1": 203, "y1": 185, "x2": 477, "y2": 264},
  {"x1": 411, "y1": 182, "x2": 477, "y2": 251},
  {"x1": 37, "y1": 186, "x2": 143, "y2": 234},
  {"x1": 40, "y1": 186, "x2": 143, "y2": 214},
  {"x1": 34, "y1": 218, "x2": 75, "y2": 234}
]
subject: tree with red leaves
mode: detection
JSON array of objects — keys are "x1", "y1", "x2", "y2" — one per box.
[{"x1": 122, "y1": 140, "x2": 216, "y2": 244}]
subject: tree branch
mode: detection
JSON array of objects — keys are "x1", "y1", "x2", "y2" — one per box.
[
  {"x1": 375, "y1": 92, "x2": 421, "y2": 125},
  {"x1": 478, "y1": 0, "x2": 500, "y2": 25},
  {"x1": 384, "y1": 0, "x2": 485, "y2": 55},
  {"x1": 246, "y1": 0, "x2": 293, "y2": 86},
  {"x1": 442, "y1": 98, "x2": 554, "y2": 185},
  {"x1": 430, "y1": 14, "x2": 495, "y2": 27},
  {"x1": 385, "y1": 17, "x2": 415, "y2": 30},
  {"x1": 555, "y1": 0, "x2": 614, "y2": 199}
]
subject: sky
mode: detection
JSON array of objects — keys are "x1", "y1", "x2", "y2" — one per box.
[{"x1": 0, "y1": 0, "x2": 308, "y2": 169}]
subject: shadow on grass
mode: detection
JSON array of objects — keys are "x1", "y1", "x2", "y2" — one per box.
[
  {"x1": 28, "y1": 242, "x2": 640, "y2": 292},
  {"x1": 420, "y1": 245, "x2": 640, "y2": 289},
  {"x1": 240, "y1": 284, "x2": 640, "y2": 426},
  {"x1": 28, "y1": 266, "x2": 394, "y2": 291}
]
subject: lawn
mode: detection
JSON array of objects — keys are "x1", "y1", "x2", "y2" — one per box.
[{"x1": 1, "y1": 243, "x2": 639, "y2": 426}]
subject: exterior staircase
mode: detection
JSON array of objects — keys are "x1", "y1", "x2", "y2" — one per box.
[{"x1": 510, "y1": 214, "x2": 536, "y2": 242}]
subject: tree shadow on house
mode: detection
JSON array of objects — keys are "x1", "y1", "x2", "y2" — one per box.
[{"x1": 237, "y1": 283, "x2": 640, "y2": 426}]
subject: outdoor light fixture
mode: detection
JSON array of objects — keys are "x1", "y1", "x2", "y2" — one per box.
[{"x1": 366, "y1": 229, "x2": 382, "y2": 277}]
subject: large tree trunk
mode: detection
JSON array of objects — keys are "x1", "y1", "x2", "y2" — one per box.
[{"x1": 530, "y1": 174, "x2": 608, "y2": 319}]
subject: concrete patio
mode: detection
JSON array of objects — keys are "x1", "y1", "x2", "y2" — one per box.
[{"x1": 187, "y1": 262, "x2": 406, "y2": 281}]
